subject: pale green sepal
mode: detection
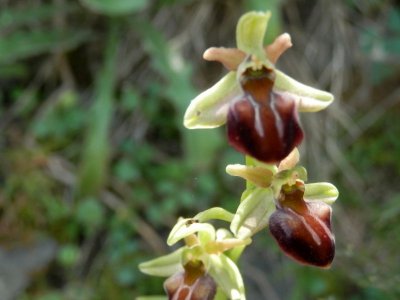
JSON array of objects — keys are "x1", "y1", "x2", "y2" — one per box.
[
  {"x1": 236, "y1": 11, "x2": 271, "y2": 58},
  {"x1": 208, "y1": 254, "x2": 246, "y2": 300},
  {"x1": 183, "y1": 72, "x2": 239, "y2": 129},
  {"x1": 230, "y1": 188, "x2": 275, "y2": 239},
  {"x1": 194, "y1": 207, "x2": 234, "y2": 223},
  {"x1": 138, "y1": 247, "x2": 183, "y2": 277},
  {"x1": 216, "y1": 228, "x2": 234, "y2": 240},
  {"x1": 275, "y1": 69, "x2": 334, "y2": 112},
  {"x1": 136, "y1": 296, "x2": 167, "y2": 300},
  {"x1": 304, "y1": 182, "x2": 339, "y2": 205},
  {"x1": 167, "y1": 218, "x2": 215, "y2": 246}
]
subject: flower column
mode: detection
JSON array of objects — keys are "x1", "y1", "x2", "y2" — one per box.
[{"x1": 139, "y1": 11, "x2": 338, "y2": 300}]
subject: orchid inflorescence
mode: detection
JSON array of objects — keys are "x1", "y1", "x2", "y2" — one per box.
[{"x1": 139, "y1": 11, "x2": 338, "y2": 300}]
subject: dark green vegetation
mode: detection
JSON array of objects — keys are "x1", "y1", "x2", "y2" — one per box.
[{"x1": 0, "y1": 0, "x2": 399, "y2": 299}]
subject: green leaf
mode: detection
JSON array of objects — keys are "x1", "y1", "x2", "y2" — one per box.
[
  {"x1": 77, "y1": 22, "x2": 118, "y2": 197},
  {"x1": 0, "y1": 4, "x2": 78, "y2": 29},
  {"x1": 76, "y1": 198, "x2": 105, "y2": 229},
  {"x1": 304, "y1": 183, "x2": 339, "y2": 205},
  {"x1": 208, "y1": 254, "x2": 246, "y2": 300},
  {"x1": 0, "y1": 30, "x2": 90, "y2": 64},
  {"x1": 274, "y1": 70, "x2": 334, "y2": 112},
  {"x1": 194, "y1": 207, "x2": 234, "y2": 223},
  {"x1": 138, "y1": 248, "x2": 183, "y2": 277},
  {"x1": 183, "y1": 72, "x2": 239, "y2": 129},
  {"x1": 230, "y1": 188, "x2": 275, "y2": 239},
  {"x1": 80, "y1": 0, "x2": 148, "y2": 15},
  {"x1": 167, "y1": 218, "x2": 215, "y2": 246},
  {"x1": 236, "y1": 11, "x2": 271, "y2": 58}
]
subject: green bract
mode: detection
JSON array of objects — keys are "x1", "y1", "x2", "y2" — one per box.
[
  {"x1": 208, "y1": 254, "x2": 246, "y2": 300},
  {"x1": 230, "y1": 188, "x2": 275, "y2": 239}
]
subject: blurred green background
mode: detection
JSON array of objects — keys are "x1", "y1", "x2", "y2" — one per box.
[{"x1": 0, "y1": 0, "x2": 399, "y2": 299}]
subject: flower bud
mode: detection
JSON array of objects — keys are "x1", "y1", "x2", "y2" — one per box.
[
  {"x1": 164, "y1": 261, "x2": 217, "y2": 300},
  {"x1": 269, "y1": 182, "x2": 335, "y2": 268},
  {"x1": 227, "y1": 66, "x2": 303, "y2": 163}
]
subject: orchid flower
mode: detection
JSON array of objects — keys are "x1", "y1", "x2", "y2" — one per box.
[
  {"x1": 226, "y1": 148, "x2": 338, "y2": 267},
  {"x1": 139, "y1": 208, "x2": 250, "y2": 300},
  {"x1": 184, "y1": 12, "x2": 334, "y2": 163}
]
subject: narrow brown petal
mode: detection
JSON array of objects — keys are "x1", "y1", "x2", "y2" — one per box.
[
  {"x1": 202, "y1": 33, "x2": 292, "y2": 71},
  {"x1": 203, "y1": 47, "x2": 245, "y2": 71},
  {"x1": 265, "y1": 33, "x2": 292, "y2": 64}
]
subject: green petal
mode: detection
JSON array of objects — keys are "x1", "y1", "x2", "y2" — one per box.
[
  {"x1": 138, "y1": 247, "x2": 183, "y2": 277},
  {"x1": 194, "y1": 207, "x2": 234, "y2": 223},
  {"x1": 183, "y1": 72, "x2": 239, "y2": 129},
  {"x1": 236, "y1": 11, "x2": 271, "y2": 58},
  {"x1": 304, "y1": 182, "x2": 339, "y2": 205},
  {"x1": 230, "y1": 188, "x2": 275, "y2": 239},
  {"x1": 274, "y1": 70, "x2": 334, "y2": 112},
  {"x1": 167, "y1": 218, "x2": 215, "y2": 246},
  {"x1": 208, "y1": 254, "x2": 246, "y2": 300}
]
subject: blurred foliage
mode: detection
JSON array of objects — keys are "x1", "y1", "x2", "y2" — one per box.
[{"x1": 0, "y1": 0, "x2": 400, "y2": 299}]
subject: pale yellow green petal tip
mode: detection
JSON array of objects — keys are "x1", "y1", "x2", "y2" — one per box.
[{"x1": 236, "y1": 11, "x2": 271, "y2": 57}]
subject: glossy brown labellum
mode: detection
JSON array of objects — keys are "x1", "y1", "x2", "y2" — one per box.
[
  {"x1": 227, "y1": 67, "x2": 303, "y2": 163},
  {"x1": 269, "y1": 183, "x2": 335, "y2": 268},
  {"x1": 164, "y1": 262, "x2": 217, "y2": 300}
]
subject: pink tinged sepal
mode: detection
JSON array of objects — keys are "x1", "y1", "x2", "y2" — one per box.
[
  {"x1": 268, "y1": 183, "x2": 335, "y2": 268},
  {"x1": 227, "y1": 67, "x2": 304, "y2": 163}
]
